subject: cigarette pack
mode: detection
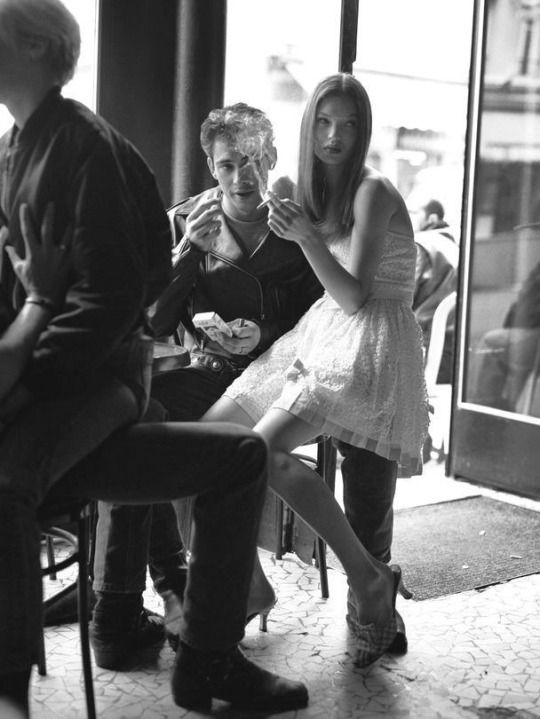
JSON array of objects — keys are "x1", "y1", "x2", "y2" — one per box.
[{"x1": 192, "y1": 312, "x2": 233, "y2": 340}]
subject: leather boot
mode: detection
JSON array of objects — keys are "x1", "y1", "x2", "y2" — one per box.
[
  {"x1": 90, "y1": 593, "x2": 165, "y2": 669},
  {"x1": 172, "y1": 640, "x2": 309, "y2": 712},
  {"x1": 44, "y1": 579, "x2": 96, "y2": 626}
]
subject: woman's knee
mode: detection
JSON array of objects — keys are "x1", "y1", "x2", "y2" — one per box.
[
  {"x1": 236, "y1": 432, "x2": 268, "y2": 477},
  {"x1": 268, "y1": 450, "x2": 301, "y2": 498}
]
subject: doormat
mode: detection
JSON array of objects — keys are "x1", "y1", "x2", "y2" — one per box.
[{"x1": 389, "y1": 495, "x2": 540, "y2": 600}]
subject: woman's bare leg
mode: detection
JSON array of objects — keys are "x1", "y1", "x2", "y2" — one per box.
[
  {"x1": 201, "y1": 399, "x2": 393, "y2": 624},
  {"x1": 255, "y1": 409, "x2": 394, "y2": 625},
  {"x1": 200, "y1": 396, "x2": 254, "y2": 426}
]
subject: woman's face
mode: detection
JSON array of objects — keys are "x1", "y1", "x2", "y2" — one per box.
[{"x1": 313, "y1": 93, "x2": 359, "y2": 167}]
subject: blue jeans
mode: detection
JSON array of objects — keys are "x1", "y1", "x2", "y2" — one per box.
[
  {"x1": 63, "y1": 419, "x2": 267, "y2": 652},
  {"x1": 335, "y1": 441, "x2": 397, "y2": 563},
  {"x1": 93, "y1": 364, "x2": 398, "y2": 601},
  {"x1": 93, "y1": 365, "x2": 236, "y2": 595},
  {"x1": 0, "y1": 377, "x2": 141, "y2": 674}
]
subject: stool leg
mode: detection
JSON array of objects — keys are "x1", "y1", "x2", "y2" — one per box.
[
  {"x1": 275, "y1": 499, "x2": 284, "y2": 560},
  {"x1": 77, "y1": 510, "x2": 96, "y2": 719},
  {"x1": 37, "y1": 614, "x2": 47, "y2": 676},
  {"x1": 315, "y1": 437, "x2": 337, "y2": 599},
  {"x1": 315, "y1": 536, "x2": 329, "y2": 599},
  {"x1": 46, "y1": 535, "x2": 57, "y2": 580}
]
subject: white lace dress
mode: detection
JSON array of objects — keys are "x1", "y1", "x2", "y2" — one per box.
[{"x1": 224, "y1": 228, "x2": 430, "y2": 476}]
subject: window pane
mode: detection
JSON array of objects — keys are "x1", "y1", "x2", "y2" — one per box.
[
  {"x1": 354, "y1": 0, "x2": 474, "y2": 232},
  {"x1": 464, "y1": 0, "x2": 540, "y2": 418},
  {"x1": 225, "y1": 0, "x2": 341, "y2": 183}
]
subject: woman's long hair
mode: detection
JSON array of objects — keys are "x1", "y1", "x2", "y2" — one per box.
[{"x1": 297, "y1": 73, "x2": 372, "y2": 235}]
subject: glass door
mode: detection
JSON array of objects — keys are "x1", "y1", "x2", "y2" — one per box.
[{"x1": 452, "y1": 0, "x2": 540, "y2": 498}]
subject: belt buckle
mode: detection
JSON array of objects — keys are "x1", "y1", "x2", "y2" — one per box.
[
  {"x1": 193, "y1": 353, "x2": 228, "y2": 373},
  {"x1": 209, "y1": 357, "x2": 225, "y2": 373}
]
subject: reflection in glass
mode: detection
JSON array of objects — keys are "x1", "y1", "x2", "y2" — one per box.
[{"x1": 465, "y1": 0, "x2": 540, "y2": 417}]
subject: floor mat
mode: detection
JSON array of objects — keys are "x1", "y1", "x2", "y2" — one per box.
[{"x1": 390, "y1": 495, "x2": 540, "y2": 600}]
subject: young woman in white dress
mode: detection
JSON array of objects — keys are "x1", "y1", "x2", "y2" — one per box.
[{"x1": 202, "y1": 73, "x2": 429, "y2": 666}]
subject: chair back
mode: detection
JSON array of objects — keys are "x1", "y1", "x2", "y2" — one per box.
[{"x1": 424, "y1": 291, "x2": 457, "y2": 393}]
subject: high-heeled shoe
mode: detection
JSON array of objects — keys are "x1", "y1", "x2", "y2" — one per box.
[
  {"x1": 348, "y1": 564, "x2": 403, "y2": 669},
  {"x1": 245, "y1": 596, "x2": 277, "y2": 632}
]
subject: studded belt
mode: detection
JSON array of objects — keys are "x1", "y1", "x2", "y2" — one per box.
[{"x1": 190, "y1": 351, "x2": 246, "y2": 376}]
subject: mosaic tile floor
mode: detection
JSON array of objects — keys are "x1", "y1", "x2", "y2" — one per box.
[{"x1": 31, "y1": 461, "x2": 540, "y2": 719}]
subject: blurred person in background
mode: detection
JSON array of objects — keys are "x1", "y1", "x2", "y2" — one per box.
[{"x1": 411, "y1": 198, "x2": 458, "y2": 385}]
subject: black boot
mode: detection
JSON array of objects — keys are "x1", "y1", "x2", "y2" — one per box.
[
  {"x1": 44, "y1": 579, "x2": 96, "y2": 626},
  {"x1": 0, "y1": 668, "x2": 31, "y2": 717},
  {"x1": 89, "y1": 592, "x2": 165, "y2": 670},
  {"x1": 172, "y1": 641, "x2": 308, "y2": 712}
]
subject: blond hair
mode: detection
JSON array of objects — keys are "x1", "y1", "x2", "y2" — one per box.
[{"x1": 0, "y1": 0, "x2": 80, "y2": 86}]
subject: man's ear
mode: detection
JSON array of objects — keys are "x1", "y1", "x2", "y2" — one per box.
[
  {"x1": 25, "y1": 36, "x2": 48, "y2": 62},
  {"x1": 207, "y1": 156, "x2": 217, "y2": 179}
]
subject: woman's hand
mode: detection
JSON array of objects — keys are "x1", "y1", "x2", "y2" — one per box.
[
  {"x1": 266, "y1": 191, "x2": 319, "y2": 248},
  {"x1": 3, "y1": 203, "x2": 71, "y2": 309}
]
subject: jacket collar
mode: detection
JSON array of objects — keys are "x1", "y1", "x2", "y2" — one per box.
[
  {"x1": 171, "y1": 188, "x2": 271, "y2": 265},
  {"x1": 16, "y1": 86, "x2": 63, "y2": 147}
]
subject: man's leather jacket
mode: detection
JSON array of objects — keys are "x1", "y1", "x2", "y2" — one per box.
[{"x1": 151, "y1": 188, "x2": 323, "y2": 362}]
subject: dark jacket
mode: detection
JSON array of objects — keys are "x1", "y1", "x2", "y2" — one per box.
[
  {"x1": 0, "y1": 88, "x2": 172, "y2": 399},
  {"x1": 151, "y1": 188, "x2": 322, "y2": 362}
]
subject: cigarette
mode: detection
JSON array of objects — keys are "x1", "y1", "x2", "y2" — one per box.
[{"x1": 256, "y1": 197, "x2": 272, "y2": 211}]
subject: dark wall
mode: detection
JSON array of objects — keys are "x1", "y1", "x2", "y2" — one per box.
[{"x1": 97, "y1": 0, "x2": 177, "y2": 206}]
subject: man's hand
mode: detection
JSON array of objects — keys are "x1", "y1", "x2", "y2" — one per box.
[
  {"x1": 185, "y1": 197, "x2": 222, "y2": 252},
  {"x1": 4, "y1": 203, "x2": 71, "y2": 308},
  {"x1": 214, "y1": 318, "x2": 261, "y2": 356}
]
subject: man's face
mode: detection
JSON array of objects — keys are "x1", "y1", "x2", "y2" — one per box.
[{"x1": 208, "y1": 137, "x2": 273, "y2": 221}]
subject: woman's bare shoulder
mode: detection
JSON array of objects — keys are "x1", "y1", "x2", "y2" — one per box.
[
  {"x1": 355, "y1": 166, "x2": 396, "y2": 206},
  {"x1": 357, "y1": 167, "x2": 413, "y2": 234}
]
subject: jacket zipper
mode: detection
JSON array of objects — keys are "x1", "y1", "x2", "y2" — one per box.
[{"x1": 207, "y1": 252, "x2": 266, "y2": 320}]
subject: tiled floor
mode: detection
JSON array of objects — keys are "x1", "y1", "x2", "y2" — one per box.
[{"x1": 31, "y1": 459, "x2": 540, "y2": 719}]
